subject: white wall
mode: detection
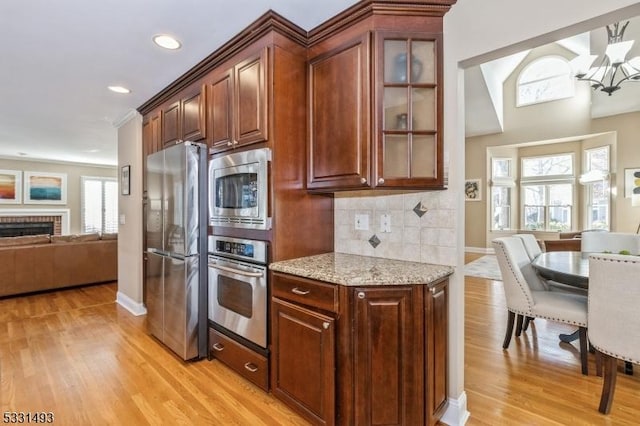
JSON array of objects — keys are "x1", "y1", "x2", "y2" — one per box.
[
  {"x1": 442, "y1": 1, "x2": 640, "y2": 424},
  {"x1": 116, "y1": 112, "x2": 146, "y2": 316}
]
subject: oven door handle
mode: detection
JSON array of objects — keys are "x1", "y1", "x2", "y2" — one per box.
[{"x1": 208, "y1": 262, "x2": 265, "y2": 278}]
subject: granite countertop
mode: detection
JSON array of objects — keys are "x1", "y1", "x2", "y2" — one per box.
[{"x1": 270, "y1": 252, "x2": 454, "y2": 287}]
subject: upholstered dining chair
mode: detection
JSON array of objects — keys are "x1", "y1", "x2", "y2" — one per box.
[
  {"x1": 588, "y1": 253, "x2": 640, "y2": 414},
  {"x1": 513, "y1": 233, "x2": 542, "y2": 260},
  {"x1": 581, "y1": 232, "x2": 640, "y2": 255},
  {"x1": 493, "y1": 237, "x2": 589, "y2": 375}
]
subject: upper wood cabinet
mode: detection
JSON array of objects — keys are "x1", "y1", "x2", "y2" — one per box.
[
  {"x1": 308, "y1": 34, "x2": 371, "y2": 190},
  {"x1": 376, "y1": 32, "x2": 443, "y2": 189},
  {"x1": 142, "y1": 110, "x2": 162, "y2": 158},
  {"x1": 208, "y1": 47, "x2": 269, "y2": 153},
  {"x1": 308, "y1": 27, "x2": 446, "y2": 191},
  {"x1": 162, "y1": 84, "x2": 207, "y2": 146}
]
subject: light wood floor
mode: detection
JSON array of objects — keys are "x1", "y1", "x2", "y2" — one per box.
[{"x1": 1, "y1": 267, "x2": 638, "y2": 425}]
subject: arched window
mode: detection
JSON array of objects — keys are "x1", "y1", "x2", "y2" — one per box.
[{"x1": 517, "y1": 56, "x2": 574, "y2": 106}]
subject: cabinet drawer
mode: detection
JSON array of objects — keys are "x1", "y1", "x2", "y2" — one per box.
[
  {"x1": 272, "y1": 273, "x2": 338, "y2": 313},
  {"x1": 209, "y1": 328, "x2": 269, "y2": 391}
]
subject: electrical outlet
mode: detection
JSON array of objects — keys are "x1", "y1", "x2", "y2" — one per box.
[
  {"x1": 355, "y1": 214, "x2": 369, "y2": 230},
  {"x1": 380, "y1": 214, "x2": 391, "y2": 233}
]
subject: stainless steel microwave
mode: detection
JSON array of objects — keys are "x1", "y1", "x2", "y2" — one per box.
[{"x1": 208, "y1": 147, "x2": 271, "y2": 230}]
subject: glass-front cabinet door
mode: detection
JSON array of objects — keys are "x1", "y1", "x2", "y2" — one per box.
[{"x1": 376, "y1": 32, "x2": 444, "y2": 188}]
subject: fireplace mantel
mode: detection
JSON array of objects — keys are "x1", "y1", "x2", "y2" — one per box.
[{"x1": 0, "y1": 209, "x2": 70, "y2": 234}]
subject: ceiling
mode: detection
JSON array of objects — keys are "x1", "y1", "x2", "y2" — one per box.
[
  {"x1": 465, "y1": 14, "x2": 640, "y2": 137},
  {"x1": 1, "y1": 2, "x2": 639, "y2": 166},
  {"x1": 0, "y1": 0, "x2": 359, "y2": 167}
]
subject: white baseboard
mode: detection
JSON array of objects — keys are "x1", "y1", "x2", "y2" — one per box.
[
  {"x1": 465, "y1": 246, "x2": 494, "y2": 254},
  {"x1": 116, "y1": 291, "x2": 147, "y2": 316},
  {"x1": 441, "y1": 391, "x2": 470, "y2": 425}
]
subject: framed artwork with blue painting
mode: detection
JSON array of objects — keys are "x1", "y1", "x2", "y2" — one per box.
[{"x1": 24, "y1": 171, "x2": 67, "y2": 204}]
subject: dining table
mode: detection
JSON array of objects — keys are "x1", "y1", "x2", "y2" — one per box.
[{"x1": 532, "y1": 250, "x2": 633, "y2": 375}]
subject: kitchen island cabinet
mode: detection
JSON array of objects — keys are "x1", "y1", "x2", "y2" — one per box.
[{"x1": 270, "y1": 253, "x2": 453, "y2": 426}]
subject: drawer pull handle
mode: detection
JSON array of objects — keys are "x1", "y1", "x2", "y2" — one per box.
[
  {"x1": 291, "y1": 287, "x2": 310, "y2": 295},
  {"x1": 212, "y1": 343, "x2": 225, "y2": 352},
  {"x1": 244, "y1": 362, "x2": 258, "y2": 373}
]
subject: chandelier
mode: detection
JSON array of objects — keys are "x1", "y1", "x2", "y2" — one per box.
[{"x1": 570, "y1": 21, "x2": 640, "y2": 95}]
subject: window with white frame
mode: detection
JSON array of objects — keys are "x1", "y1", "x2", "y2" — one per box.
[
  {"x1": 521, "y1": 153, "x2": 574, "y2": 231},
  {"x1": 490, "y1": 158, "x2": 514, "y2": 230},
  {"x1": 81, "y1": 176, "x2": 118, "y2": 234},
  {"x1": 581, "y1": 146, "x2": 610, "y2": 230},
  {"x1": 517, "y1": 56, "x2": 575, "y2": 107}
]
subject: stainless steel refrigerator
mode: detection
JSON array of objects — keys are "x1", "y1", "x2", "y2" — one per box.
[{"x1": 145, "y1": 141, "x2": 207, "y2": 360}]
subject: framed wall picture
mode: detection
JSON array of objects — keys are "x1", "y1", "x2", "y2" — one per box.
[
  {"x1": 624, "y1": 168, "x2": 640, "y2": 198},
  {"x1": 121, "y1": 165, "x2": 131, "y2": 196},
  {"x1": 465, "y1": 179, "x2": 482, "y2": 201},
  {"x1": 0, "y1": 170, "x2": 22, "y2": 204},
  {"x1": 24, "y1": 171, "x2": 67, "y2": 204}
]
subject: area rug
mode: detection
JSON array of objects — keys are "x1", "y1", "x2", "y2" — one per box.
[{"x1": 464, "y1": 255, "x2": 502, "y2": 281}]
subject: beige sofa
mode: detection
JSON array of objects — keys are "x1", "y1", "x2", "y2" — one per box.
[{"x1": 0, "y1": 233, "x2": 117, "y2": 298}]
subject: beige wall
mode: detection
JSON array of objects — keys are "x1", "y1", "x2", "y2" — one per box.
[
  {"x1": 0, "y1": 158, "x2": 116, "y2": 234},
  {"x1": 116, "y1": 112, "x2": 145, "y2": 315},
  {"x1": 464, "y1": 41, "x2": 640, "y2": 250}
]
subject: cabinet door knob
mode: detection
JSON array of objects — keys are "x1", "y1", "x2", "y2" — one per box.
[
  {"x1": 226, "y1": 141, "x2": 233, "y2": 146},
  {"x1": 378, "y1": 178, "x2": 385, "y2": 184},
  {"x1": 357, "y1": 291, "x2": 365, "y2": 299},
  {"x1": 360, "y1": 177, "x2": 367, "y2": 184},
  {"x1": 244, "y1": 362, "x2": 258, "y2": 373},
  {"x1": 212, "y1": 343, "x2": 225, "y2": 352},
  {"x1": 322, "y1": 322, "x2": 330, "y2": 330}
]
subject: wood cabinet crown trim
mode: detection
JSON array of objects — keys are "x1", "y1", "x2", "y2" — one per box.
[
  {"x1": 138, "y1": 1, "x2": 457, "y2": 115},
  {"x1": 138, "y1": 10, "x2": 306, "y2": 115}
]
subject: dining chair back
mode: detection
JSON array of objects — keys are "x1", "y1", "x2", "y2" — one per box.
[
  {"x1": 581, "y1": 232, "x2": 640, "y2": 255},
  {"x1": 588, "y1": 253, "x2": 640, "y2": 413},
  {"x1": 493, "y1": 236, "x2": 589, "y2": 374},
  {"x1": 513, "y1": 233, "x2": 542, "y2": 260}
]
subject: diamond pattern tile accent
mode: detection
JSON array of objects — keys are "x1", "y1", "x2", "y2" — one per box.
[
  {"x1": 368, "y1": 234, "x2": 381, "y2": 248},
  {"x1": 413, "y1": 202, "x2": 428, "y2": 217}
]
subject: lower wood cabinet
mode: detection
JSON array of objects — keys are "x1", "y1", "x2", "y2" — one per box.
[
  {"x1": 271, "y1": 298, "x2": 335, "y2": 425},
  {"x1": 270, "y1": 272, "x2": 449, "y2": 426},
  {"x1": 209, "y1": 328, "x2": 269, "y2": 391}
]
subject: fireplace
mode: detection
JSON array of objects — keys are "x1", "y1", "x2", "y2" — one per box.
[
  {"x1": 0, "y1": 210, "x2": 67, "y2": 235},
  {"x1": 0, "y1": 221, "x2": 55, "y2": 237}
]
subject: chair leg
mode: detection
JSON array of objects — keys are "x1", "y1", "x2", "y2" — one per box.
[
  {"x1": 515, "y1": 314, "x2": 524, "y2": 337},
  {"x1": 578, "y1": 327, "x2": 588, "y2": 376},
  {"x1": 595, "y1": 350, "x2": 603, "y2": 377},
  {"x1": 503, "y1": 311, "x2": 515, "y2": 349},
  {"x1": 523, "y1": 316, "x2": 532, "y2": 331},
  {"x1": 599, "y1": 354, "x2": 618, "y2": 414}
]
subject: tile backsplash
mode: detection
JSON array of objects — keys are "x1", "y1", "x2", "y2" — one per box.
[{"x1": 334, "y1": 191, "x2": 456, "y2": 266}]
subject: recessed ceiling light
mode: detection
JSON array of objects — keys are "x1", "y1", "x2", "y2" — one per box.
[
  {"x1": 18, "y1": 152, "x2": 28, "y2": 156},
  {"x1": 153, "y1": 34, "x2": 181, "y2": 50},
  {"x1": 108, "y1": 86, "x2": 131, "y2": 94}
]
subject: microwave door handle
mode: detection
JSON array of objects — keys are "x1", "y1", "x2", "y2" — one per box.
[{"x1": 208, "y1": 262, "x2": 264, "y2": 278}]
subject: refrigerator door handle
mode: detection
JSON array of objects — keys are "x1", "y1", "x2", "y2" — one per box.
[
  {"x1": 147, "y1": 248, "x2": 170, "y2": 256},
  {"x1": 169, "y1": 253, "x2": 186, "y2": 261}
]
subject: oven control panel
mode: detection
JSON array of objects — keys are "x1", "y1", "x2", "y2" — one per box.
[{"x1": 208, "y1": 236, "x2": 267, "y2": 264}]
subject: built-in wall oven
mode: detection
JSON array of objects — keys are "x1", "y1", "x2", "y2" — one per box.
[
  {"x1": 208, "y1": 236, "x2": 268, "y2": 349},
  {"x1": 208, "y1": 147, "x2": 271, "y2": 230}
]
